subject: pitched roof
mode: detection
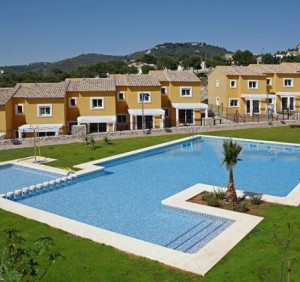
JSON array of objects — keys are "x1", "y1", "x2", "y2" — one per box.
[
  {"x1": 250, "y1": 64, "x2": 299, "y2": 74},
  {"x1": 110, "y1": 74, "x2": 161, "y2": 87},
  {"x1": 14, "y1": 82, "x2": 68, "y2": 98},
  {"x1": 150, "y1": 70, "x2": 200, "y2": 82},
  {"x1": 67, "y1": 78, "x2": 116, "y2": 92},
  {"x1": 216, "y1": 65, "x2": 266, "y2": 76},
  {"x1": 0, "y1": 87, "x2": 15, "y2": 105}
]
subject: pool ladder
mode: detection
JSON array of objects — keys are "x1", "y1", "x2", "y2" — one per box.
[{"x1": 0, "y1": 174, "x2": 78, "y2": 200}]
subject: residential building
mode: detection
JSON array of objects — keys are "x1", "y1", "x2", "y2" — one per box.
[
  {"x1": 208, "y1": 63, "x2": 300, "y2": 117},
  {"x1": 0, "y1": 70, "x2": 206, "y2": 139}
]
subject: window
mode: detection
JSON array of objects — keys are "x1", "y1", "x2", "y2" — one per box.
[
  {"x1": 216, "y1": 80, "x2": 220, "y2": 88},
  {"x1": 180, "y1": 87, "x2": 192, "y2": 97},
  {"x1": 248, "y1": 80, "x2": 258, "y2": 89},
  {"x1": 68, "y1": 97, "x2": 77, "y2": 108},
  {"x1": 37, "y1": 104, "x2": 52, "y2": 117},
  {"x1": 229, "y1": 99, "x2": 239, "y2": 107},
  {"x1": 266, "y1": 78, "x2": 272, "y2": 86},
  {"x1": 284, "y1": 78, "x2": 293, "y2": 87},
  {"x1": 15, "y1": 104, "x2": 24, "y2": 115},
  {"x1": 230, "y1": 80, "x2": 237, "y2": 88},
  {"x1": 138, "y1": 92, "x2": 151, "y2": 103},
  {"x1": 163, "y1": 108, "x2": 170, "y2": 118},
  {"x1": 118, "y1": 92, "x2": 125, "y2": 101},
  {"x1": 90, "y1": 98, "x2": 104, "y2": 109},
  {"x1": 161, "y1": 87, "x2": 167, "y2": 95},
  {"x1": 117, "y1": 114, "x2": 127, "y2": 124}
]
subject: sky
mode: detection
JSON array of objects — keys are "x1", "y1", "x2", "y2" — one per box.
[{"x1": 0, "y1": 0, "x2": 299, "y2": 66}]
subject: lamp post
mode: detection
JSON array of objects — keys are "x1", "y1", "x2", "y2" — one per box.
[
  {"x1": 267, "y1": 93, "x2": 269, "y2": 124},
  {"x1": 141, "y1": 92, "x2": 145, "y2": 133}
]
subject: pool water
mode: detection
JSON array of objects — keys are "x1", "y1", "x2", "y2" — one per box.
[
  {"x1": 0, "y1": 164, "x2": 62, "y2": 194},
  {"x1": 12, "y1": 137, "x2": 300, "y2": 253}
]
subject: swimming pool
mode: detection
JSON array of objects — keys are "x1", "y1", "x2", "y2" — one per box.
[
  {"x1": 0, "y1": 164, "x2": 62, "y2": 194},
  {"x1": 9, "y1": 136, "x2": 300, "y2": 253},
  {"x1": 0, "y1": 136, "x2": 268, "y2": 275}
]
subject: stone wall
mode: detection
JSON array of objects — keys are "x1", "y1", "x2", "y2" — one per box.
[{"x1": 1, "y1": 120, "x2": 300, "y2": 147}]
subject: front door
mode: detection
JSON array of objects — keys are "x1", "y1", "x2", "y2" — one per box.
[
  {"x1": 179, "y1": 109, "x2": 193, "y2": 124},
  {"x1": 137, "y1": 116, "x2": 153, "y2": 129}
]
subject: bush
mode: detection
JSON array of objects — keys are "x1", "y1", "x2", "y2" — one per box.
[
  {"x1": 213, "y1": 188, "x2": 226, "y2": 200},
  {"x1": 202, "y1": 192, "x2": 220, "y2": 207},
  {"x1": 233, "y1": 201, "x2": 249, "y2": 213},
  {"x1": 250, "y1": 194, "x2": 263, "y2": 205},
  {"x1": 0, "y1": 229, "x2": 64, "y2": 281}
]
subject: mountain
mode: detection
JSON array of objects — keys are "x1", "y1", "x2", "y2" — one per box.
[
  {"x1": 0, "y1": 42, "x2": 229, "y2": 74},
  {"x1": 1, "y1": 54, "x2": 124, "y2": 75},
  {"x1": 128, "y1": 42, "x2": 228, "y2": 59}
]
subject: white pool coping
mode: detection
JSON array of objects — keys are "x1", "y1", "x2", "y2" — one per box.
[{"x1": 0, "y1": 135, "x2": 299, "y2": 275}]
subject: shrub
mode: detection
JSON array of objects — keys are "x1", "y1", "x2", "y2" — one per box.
[
  {"x1": 233, "y1": 201, "x2": 249, "y2": 213},
  {"x1": 213, "y1": 188, "x2": 226, "y2": 200},
  {"x1": 202, "y1": 192, "x2": 220, "y2": 207},
  {"x1": 250, "y1": 194, "x2": 263, "y2": 205},
  {"x1": 103, "y1": 135, "x2": 111, "y2": 146},
  {"x1": 206, "y1": 195, "x2": 220, "y2": 207},
  {"x1": 0, "y1": 229, "x2": 64, "y2": 281}
]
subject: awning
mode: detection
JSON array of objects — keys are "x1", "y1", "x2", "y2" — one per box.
[
  {"x1": 128, "y1": 109, "x2": 165, "y2": 116},
  {"x1": 241, "y1": 94, "x2": 276, "y2": 99},
  {"x1": 276, "y1": 92, "x2": 300, "y2": 97},
  {"x1": 18, "y1": 124, "x2": 64, "y2": 132},
  {"x1": 171, "y1": 103, "x2": 208, "y2": 109},
  {"x1": 77, "y1": 115, "x2": 116, "y2": 124}
]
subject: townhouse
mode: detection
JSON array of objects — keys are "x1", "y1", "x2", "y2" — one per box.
[
  {"x1": 208, "y1": 63, "x2": 300, "y2": 116},
  {"x1": 0, "y1": 70, "x2": 207, "y2": 139}
]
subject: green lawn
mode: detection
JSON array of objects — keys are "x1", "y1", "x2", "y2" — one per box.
[{"x1": 1, "y1": 126, "x2": 300, "y2": 281}]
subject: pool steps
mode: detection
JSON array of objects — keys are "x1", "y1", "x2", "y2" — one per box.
[
  {"x1": 1, "y1": 173, "x2": 78, "y2": 200},
  {"x1": 165, "y1": 220, "x2": 229, "y2": 254}
]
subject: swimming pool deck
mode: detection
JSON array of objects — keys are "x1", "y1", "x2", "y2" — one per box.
[{"x1": 1, "y1": 135, "x2": 300, "y2": 276}]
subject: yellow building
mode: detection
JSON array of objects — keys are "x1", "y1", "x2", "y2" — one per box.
[
  {"x1": 67, "y1": 78, "x2": 117, "y2": 133},
  {"x1": 150, "y1": 70, "x2": 207, "y2": 126},
  {"x1": 208, "y1": 63, "x2": 300, "y2": 116},
  {"x1": 12, "y1": 82, "x2": 68, "y2": 138},
  {"x1": 0, "y1": 88, "x2": 15, "y2": 139},
  {"x1": 0, "y1": 70, "x2": 204, "y2": 139}
]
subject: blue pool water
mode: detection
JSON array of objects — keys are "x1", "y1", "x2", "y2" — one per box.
[
  {"x1": 0, "y1": 164, "x2": 62, "y2": 194},
  {"x1": 10, "y1": 137, "x2": 300, "y2": 253}
]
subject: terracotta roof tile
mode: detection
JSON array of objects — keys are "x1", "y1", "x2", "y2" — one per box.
[
  {"x1": 216, "y1": 66, "x2": 266, "y2": 76},
  {"x1": 67, "y1": 78, "x2": 116, "y2": 92},
  {"x1": 110, "y1": 74, "x2": 161, "y2": 86},
  {"x1": 14, "y1": 82, "x2": 68, "y2": 98},
  {"x1": 150, "y1": 70, "x2": 200, "y2": 82},
  {"x1": 0, "y1": 87, "x2": 15, "y2": 105}
]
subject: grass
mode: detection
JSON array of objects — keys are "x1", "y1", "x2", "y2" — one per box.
[{"x1": 1, "y1": 126, "x2": 300, "y2": 281}]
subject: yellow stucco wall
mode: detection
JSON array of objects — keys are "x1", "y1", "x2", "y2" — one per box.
[
  {"x1": 208, "y1": 69, "x2": 229, "y2": 109},
  {"x1": 168, "y1": 82, "x2": 200, "y2": 103},
  {"x1": 125, "y1": 86, "x2": 161, "y2": 109},
  {"x1": 77, "y1": 91, "x2": 116, "y2": 116}
]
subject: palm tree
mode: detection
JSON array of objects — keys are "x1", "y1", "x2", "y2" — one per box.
[{"x1": 221, "y1": 139, "x2": 242, "y2": 203}]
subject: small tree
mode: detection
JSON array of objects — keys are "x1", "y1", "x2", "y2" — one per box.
[
  {"x1": 0, "y1": 229, "x2": 64, "y2": 281},
  {"x1": 221, "y1": 139, "x2": 242, "y2": 203}
]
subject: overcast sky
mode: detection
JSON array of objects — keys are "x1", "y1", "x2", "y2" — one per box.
[{"x1": 0, "y1": 0, "x2": 299, "y2": 66}]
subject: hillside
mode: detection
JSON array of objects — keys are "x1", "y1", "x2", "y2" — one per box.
[
  {"x1": 0, "y1": 42, "x2": 228, "y2": 74},
  {"x1": 1, "y1": 53, "x2": 124, "y2": 75},
  {"x1": 128, "y1": 42, "x2": 228, "y2": 59}
]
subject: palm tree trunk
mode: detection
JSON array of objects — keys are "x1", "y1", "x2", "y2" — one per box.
[{"x1": 226, "y1": 166, "x2": 238, "y2": 203}]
